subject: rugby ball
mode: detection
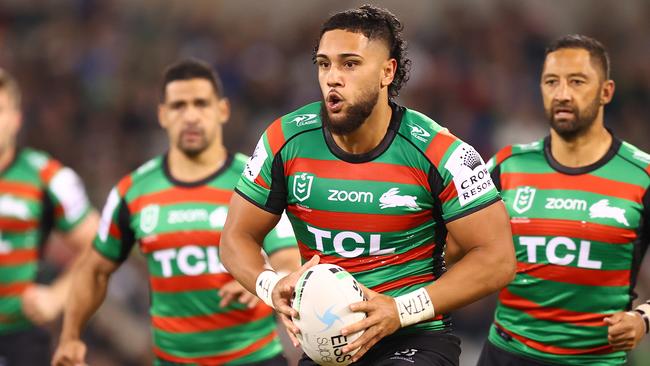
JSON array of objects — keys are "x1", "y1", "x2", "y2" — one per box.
[{"x1": 292, "y1": 264, "x2": 366, "y2": 366}]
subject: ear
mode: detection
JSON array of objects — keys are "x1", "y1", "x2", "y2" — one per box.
[
  {"x1": 600, "y1": 79, "x2": 615, "y2": 105},
  {"x1": 217, "y1": 98, "x2": 231, "y2": 125},
  {"x1": 158, "y1": 103, "x2": 168, "y2": 129},
  {"x1": 380, "y1": 59, "x2": 397, "y2": 88}
]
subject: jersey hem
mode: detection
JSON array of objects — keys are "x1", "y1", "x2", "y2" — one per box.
[
  {"x1": 234, "y1": 188, "x2": 284, "y2": 215},
  {"x1": 445, "y1": 196, "x2": 502, "y2": 223}
]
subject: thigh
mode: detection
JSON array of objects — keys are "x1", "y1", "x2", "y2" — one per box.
[
  {"x1": 477, "y1": 341, "x2": 554, "y2": 366},
  {"x1": 0, "y1": 327, "x2": 51, "y2": 366}
]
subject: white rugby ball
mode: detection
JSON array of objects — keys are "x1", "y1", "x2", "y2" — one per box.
[{"x1": 292, "y1": 264, "x2": 366, "y2": 366}]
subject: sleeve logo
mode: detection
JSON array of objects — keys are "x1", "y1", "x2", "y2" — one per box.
[
  {"x1": 243, "y1": 137, "x2": 268, "y2": 182},
  {"x1": 443, "y1": 143, "x2": 494, "y2": 206}
]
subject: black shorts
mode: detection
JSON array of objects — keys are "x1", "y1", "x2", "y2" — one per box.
[
  {"x1": 298, "y1": 331, "x2": 460, "y2": 366},
  {"x1": 477, "y1": 340, "x2": 558, "y2": 366},
  {"x1": 155, "y1": 353, "x2": 288, "y2": 366},
  {"x1": 0, "y1": 326, "x2": 51, "y2": 366}
]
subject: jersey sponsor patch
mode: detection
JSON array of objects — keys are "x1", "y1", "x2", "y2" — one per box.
[
  {"x1": 243, "y1": 137, "x2": 268, "y2": 182},
  {"x1": 443, "y1": 143, "x2": 494, "y2": 206},
  {"x1": 50, "y1": 167, "x2": 89, "y2": 222}
]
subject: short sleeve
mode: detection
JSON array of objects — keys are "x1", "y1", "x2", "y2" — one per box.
[
  {"x1": 262, "y1": 212, "x2": 296, "y2": 255},
  {"x1": 93, "y1": 187, "x2": 135, "y2": 262},
  {"x1": 45, "y1": 166, "x2": 92, "y2": 232}
]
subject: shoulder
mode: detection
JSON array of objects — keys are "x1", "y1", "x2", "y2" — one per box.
[
  {"x1": 616, "y1": 140, "x2": 650, "y2": 178},
  {"x1": 261, "y1": 102, "x2": 323, "y2": 155},
  {"x1": 117, "y1": 156, "x2": 164, "y2": 197},
  {"x1": 20, "y1": 148, "x2": 80, "y2": 186},
  {"x1": 395, "y1": 107, "x2": 460, "y2": 165},
  {"x1": 486, "y1": 139, "x2": 544, "y2": 171}
]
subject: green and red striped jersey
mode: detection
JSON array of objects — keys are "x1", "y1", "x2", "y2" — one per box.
[
  {"x1": 0, "y1": 148, "x2": 91, "y2": 334},
  {"x1": 486, "y1": 136, "x2": 650, "y2": 365},
  {"x1": 93, "y1": 153, "x2": 295, "y2": 366},
  {"x1": 236, "y1": 101, "x2": 500, "y2": 334}
]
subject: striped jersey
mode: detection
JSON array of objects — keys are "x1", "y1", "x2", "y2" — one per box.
[
  {"x1": 486, "y1": 136, "x2": 650, "y2": 365},
  {"x1": 0, "y1": 148, "x2": 91, "y2": 334},
  {"x1": 236, "y1": 101, "x2": 500, "y2": 335},
  {"x1": 93, "y1": 153, "x2": 295, "y2": 366}
]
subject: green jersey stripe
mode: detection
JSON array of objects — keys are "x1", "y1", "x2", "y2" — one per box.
[
  {"x1": 128, "y1": 186, "x2": 232, "y2": 215},
  {"x1": 511, "y1": 218, "x2": 636, "y2": 244},
  {"x1": 151, "y1": 304, "x2": 273, "y2": 333},
  {"x1": 495, "y1": 323, "x2": 612, "y2": 355},
  {"x1": 141, "y1": 231, "x2": 220, "y2": 254},
  {"x1": 516, "y1": 261, "x2": 629, "y2": 287},
  {"x1": 150, "y1": 273, "x2": 232, "y2": 293}
]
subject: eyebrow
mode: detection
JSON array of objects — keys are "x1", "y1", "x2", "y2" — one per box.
[
  {"x1": 315, "y1": 53, "x2": 363, "y2": 59},
  {"x1": 542, "y1": 72, "x2": 589, "y2": 78}
]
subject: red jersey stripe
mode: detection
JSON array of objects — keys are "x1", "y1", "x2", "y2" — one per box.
[
  {"x1": 284, "y1": 158, "x2": 430, "y2": 189},
  {"x1": 153, "y1": 330, "x2": 277, "y2": 365},
  {"x1": 117, "y1": 175, "x2": 133, "y2": 196},
  {"x1": 254, "y1": 174, "x2": 270, "y2": 189},
  {"x1": 287, "y1": 206, "x2": 432, "y2": 232},
  {"x1": 39, "y1": 159, "x2": 62, "y2": 184},
  {"x1": 266, "y1": 118, "x2": 285, "y2": 155},
  {"x1": 516, "y1": 262, "x2": 630, "y2": 287},
  {"x1": 501, "y1": 173, "x2": 644, "y2": 202},
  {"x1": 499, "y1": 289, "x2": 610, "y2": 327},
  {"x1": 298, "y1": 241, "x2": 435, "y2": 274},
  {"x1": 140, "y1": 231, "x2": 220, "y2": 254},
  {"x1": 0, "y1": 249, "x2": 38, "y2": 265},
  {"x1": 128, "y1": 187, "x2": 232, "y2": 214},
  {"x1": 0, "y1": 282, "x2": 30, "y2": 296},
  {"x1": 494, "y1": 146, "x2": 514, "y2": 166},
  {"x1": 0, "y1": 218, "x2": 39, "y2": 232},
  {"x1": 150, "y1": 273, "x2": 233, "y2": 292},
  {"x1": 511, "y1": 218, "x2": 636, "y2": 244},
  {"x1": 439, "y1": 181, "x2": 457, "y2": 203},
  {"x1": 495, "y1": 322, "x2": 613, "y2": 355},
  {"x1": 0, "y1": 181, "x2": 42, "y2": 201},
  {"x1": 108, "y1": 223, "x2": 122, "y2": 241},
  {"x1": 424, "y1": 131, "x2": 457, "y2": 166},
  {"x1": 152, "y1": 304, "x2": 273, "y2": 333},
  {"x1": 371, "y1": 274, "x2": 434, "y2": 293}
]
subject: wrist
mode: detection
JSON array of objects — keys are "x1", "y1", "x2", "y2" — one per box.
[
  {"x1": 633, "y1": 303, "x2": 650, "y2": 334},
  {"x1": 255, "y1": 270, "x2": 287, "y2": 309},
  {"x1": 393, "y1": 287, "x2": 435, "y2": 327}
]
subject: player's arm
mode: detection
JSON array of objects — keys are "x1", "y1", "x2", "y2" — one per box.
[
  {"x1": 221, "y1": 194, "x2": 318, "y2": 346},
  {"x1": 52, "y1": 248, "x2": 120, "y2": 366}
]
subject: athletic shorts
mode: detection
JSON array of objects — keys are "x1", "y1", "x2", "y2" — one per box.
[
  {"x1": 298, "y1": 331, "x2": 460, "y2": 366},
  {"x1": 155, "y1": 353, "x2": 288, "y2": 366},
  {"x1": 477, "y1": 340, "x2": 558, "y2": 366},
  {"x1": 0, "y1": 326, "x2": 51, "y2": 366}
]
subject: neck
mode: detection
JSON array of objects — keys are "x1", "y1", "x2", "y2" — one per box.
[
  {"x1": 331, "y1": 99, "x2": 392, "y2": 154},
  {"x1": 167, "y1": 141, "x2": 227, "y2": 183},
  {"x1": 549, "y1": 118, "x2": 612, "y2": 168},
  {"x1": 0, "y1": 145, "x2": 16, "y2": 173}
]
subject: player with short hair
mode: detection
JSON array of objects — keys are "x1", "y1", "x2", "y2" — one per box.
[
  {"x1": 477, "y1": 34, "x2": 650, "y2": 366},
  {"x1": 52, "y1": 59, "x2": 300, "y2": 366},
  {"x1": 0, "y1": 68, "x2": 99, "y2": 365},
  {"x1": 221, "y1": 5, "x2": 515, "y2": 366}
]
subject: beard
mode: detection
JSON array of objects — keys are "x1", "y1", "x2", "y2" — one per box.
[
  {"x1": 546, "y1": 96, "x2": 600, "y2": 140},
  {"x1": 321, "y1": 88, "x2": 379, "y2": 135},
  {"x1": 177, "y1": 129, "x2": 210, "y2": 158}
]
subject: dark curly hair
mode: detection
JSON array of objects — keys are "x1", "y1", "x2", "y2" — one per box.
[{"x1": 315, "y1": 4, "x2": 411, "y2": 99}]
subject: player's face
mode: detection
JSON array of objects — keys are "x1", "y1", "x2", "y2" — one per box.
[
  {"x1": 316, "y1": 29, "x2": 395, "y2": 135},
  {"x1": 159, "y1": 79, "x2": 229, "y2": 157},
  {"x1": 541, "y1": 48, "x2": 614, "y2": 140},
  {"x1": 0, "y1": 90, "x2": 21, "y2": 154}
]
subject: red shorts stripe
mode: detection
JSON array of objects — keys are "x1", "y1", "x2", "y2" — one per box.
[
  {"x1": 0, "y1": 181, "x2": 42, "y2": 201},
  {"x1": 128, "y1": 187, "x2": 232, "y2": 214},
  {"x1": 0, "y1": 249, "x2": 37, "y2": 265},
  {"x1": 494, "y1": 322, "x2": 613, "y2": 355},
  {"x1": 284, "y1": 158, "x2": 430, "y2": 188},
  {"x1": 150, "y1": 273, "x2": 233, "y2": 292},
  {"x1": 424, "y1": 131, "x2": 457, "y2": 166},
  {"x1": 266, "y1": 118, "x2": 286, "y2": 155},
  {"x1": 499, "y1": 288, "x2": 610, "y2": 327},
  {"x1": 0, "y1": 282, "x2": 31, "y2": 296},
  {"x1": 287, "y1": 206, "x2": 432, "y2": 232},
  {"x1": 501, "y1": 173, "x2": 644, "y2": 202},
  {"x1": 153, "y1": 330, "x2": 277, "y2": 365},
  {"x1": 511, "y1": 218, "x2": 636, "y2": 244},
  {"x1": 0, "y1": 218, "x2": 39, "y2": 232},
  {"x1": 516, "y1": 262, "x2": 630, "y2": 287},
  {"x1": 140, "y1": 231, "x2": 220, "y2": 254},
  {"x1": 152, "y1": 304, "x2": 273, "y2": 333},
  {"x1": 298, "y1": 241, "x2": 435, "y2": 274}
]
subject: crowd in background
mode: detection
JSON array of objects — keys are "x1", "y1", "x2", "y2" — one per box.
[{"x1": 1, "y1": 0, "x2": 649, "y2": 365}]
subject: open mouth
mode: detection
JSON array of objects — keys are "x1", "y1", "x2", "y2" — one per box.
[
  {"x1": 326, "y1": 92, "x2": 344, "y2": 113},
  {"x1": 553, "y1": 106, "x2": 575, "y2": 119}
]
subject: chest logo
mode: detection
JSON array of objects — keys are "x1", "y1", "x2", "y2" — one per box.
[
  {"x1": 589, "y1": 199, "x2": 629, "y2": 227},
  {"x1": 0, "y1": 195, "x2": 30, "y2": 220},
  {"x1": 140, "y1": 204, "x2": 160, "y2": 234},
  {"x1": 512, "y1": 186, "x2": 536, "y2": 214},
  {"x1": 293, "y1": 173, "x2": 314, "y2": 202},
  {"x1": 379, "y1": 188, "x2": 420, "y2": 211}
]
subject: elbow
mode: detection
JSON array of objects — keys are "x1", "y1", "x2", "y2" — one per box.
[{"x1": 494, "y1": 248, "x2": 517, "y2": 290}]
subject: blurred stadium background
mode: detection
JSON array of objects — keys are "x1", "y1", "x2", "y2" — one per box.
[{"x1": 1, "y1": 0, "x2": 649, "y2": 365}]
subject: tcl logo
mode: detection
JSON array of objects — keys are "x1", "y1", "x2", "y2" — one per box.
[
  {"x1": 153, "y1": 246, "x2": 226, "y2": 277},
  {"x1": 519, "y1": 236, "x2": 601, "y2": 269},
  {"x1": 307, "y1": 226, "x2": 395, "y2": 258}
]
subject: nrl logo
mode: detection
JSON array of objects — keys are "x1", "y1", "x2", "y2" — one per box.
[
  {"x1": 293, "y1": 173, "x2": 314, "y2": 202},
  {"x1": 379, "y1": 188, "x2": 420, "y2": 210},
  {"x1": 140, "y1": 204, "x2": 160, "y2": 234},
  {"x1": 287, "y1": 114, "x2": 318, "y2": 127},
  {"x1": 512, "y1": 186, "x2": 536, "y2": 214}
]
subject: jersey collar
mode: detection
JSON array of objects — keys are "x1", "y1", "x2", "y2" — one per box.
[
  {"x1": 544, "y1": 130, "x2": 621, "y2": 175},
  {"x1": 162, "y1": 152, "x2": 234, "y2": 187}
]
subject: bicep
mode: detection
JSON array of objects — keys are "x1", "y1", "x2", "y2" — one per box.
[
  {"x1": 224, "y1": 193, "x2": 283, "y2": 245},
  {"x1": 445, "y1": 200, "x2": 513, "y2": 254}
]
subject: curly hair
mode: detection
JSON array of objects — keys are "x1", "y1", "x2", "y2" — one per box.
[{"x1": 315, "y1": 4, "x2": 411, "y2": 99}]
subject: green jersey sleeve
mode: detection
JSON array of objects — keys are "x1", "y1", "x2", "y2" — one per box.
[
  {"x1": 44, "y1": 164, "x2": 92, "y2": 232},
  {"x1": 93, "y1": 183, "x2": 136, "y2": 263}
]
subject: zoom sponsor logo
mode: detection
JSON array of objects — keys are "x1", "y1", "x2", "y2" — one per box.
[
  {"x1": 545, "y1": 198, "x2": 587, "y2": 211},
  {"x1": 327, "y1": 189, "x2": 374, "y2": 203}
]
